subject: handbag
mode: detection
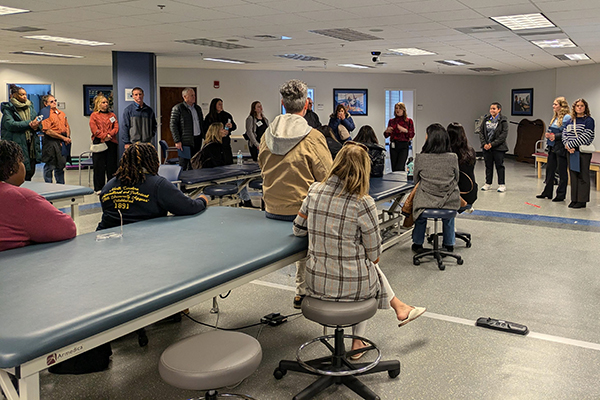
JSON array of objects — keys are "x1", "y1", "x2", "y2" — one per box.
[
  {"x1": 571, "y1": 119, "x2": 596, "y2": 153},
  {"x1": 90, "y1": 142, "x2": 108, "y2": 153},
  {"x1": 401, "y1": 182, "x2": 419, "y2": 228}
]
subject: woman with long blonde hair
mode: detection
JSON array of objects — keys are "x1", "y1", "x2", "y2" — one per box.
[
  {"x1": 89, "y1": 94, "x2": 119, "y2": 194},
  {"x1": 293, "y1": 142, "x2": 426, "y2": 357},
  {"x1": 537, "y1": 97, "x2": 571, "y2": 202}
]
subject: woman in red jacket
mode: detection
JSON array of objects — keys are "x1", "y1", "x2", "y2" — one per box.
[
  {"x1": 89, "y1": 94, "x2": 119, "y2": 194},
  {"x1": 384, "y1": 102, "x2": 414, "y2": 172}
]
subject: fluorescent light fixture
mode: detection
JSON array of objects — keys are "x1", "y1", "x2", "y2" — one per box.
[
  {"x1": 531, "y1": 38, "x2": 576, "y2": 48},
  {"x1": 564, "y1": 53, "x2": 590, "y2": 60},
  {"x1": 490, "y1": 13, "x2": 554, "y2": 31},
  {"x1": 0, "y1": 60, "x2": 12, "y2": 63},
  {"x1": 203, "y1": 57, "x2": 246, "y2": 64},
  {"x1": 436, "y1": 60, "x2": 473, "y2": 66},
  {"x1": 0, "y1": 6, "x2": 29, "y2": 16},
  {"x1": 12, "y1": 51, "x2": 83, "y2": 58},
  {"x1": 337, "y1": 63, "x2": 372, "y2": 69},
  {"x1": 23, "y1": 35, "x2": 113, "y2": 46},
  {"x1": 388, "y1": 48, "x2": 436, "y2": 56},
  {"x1": 281, "y1": 36, "x2": 292, "y2": 40}
]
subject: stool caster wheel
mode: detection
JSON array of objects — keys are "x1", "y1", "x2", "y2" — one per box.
[
  {"x1": 457, "y1": 258, "x2": 464, "y2": 265},
  {"x1": 426, "y1": 235, "x2": 433, "y2": 244},
  {"x1": 138, "y1": 333, "x2": 148, "y2": 347},
  {"x1": 273, "y1": 367, "x2": 287, "y2": 379},
  {"x1": 413, "y1": 258, "x2": 420, "y2": 266},
  {"x1": 438, "y1": 262, "x2": 445, "y2": 271},
  {"x1": 466, "y1": 242, "x2": 472, "y2": 248},
  {"x1": 388, "y1": 368, "x2": 400, "y2": 379}
]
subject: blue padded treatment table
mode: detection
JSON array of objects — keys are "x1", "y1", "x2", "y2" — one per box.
[
  {"x1": 379, "y1": 171, "x2": 408, "y2": 182},
  {"x1": 20, "y1": 182, "x2": 94, "y2": 225},
  {"x1": 368, "y1": 176, "x2": 414, "y2": 250},
  {"x1": 179, "y1": 163, "x2": 262, "y2": 198},
  {"x1": 0, "y1": 207, "x2": 307, "y2": 400}
]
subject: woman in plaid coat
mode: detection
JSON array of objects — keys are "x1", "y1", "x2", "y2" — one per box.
[{"x1": 293, "y1": 142, "x2": 426, "y2": 356}]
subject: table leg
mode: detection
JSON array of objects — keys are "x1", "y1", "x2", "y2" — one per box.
[
  {"x1": 71, "y1": 204, "x2": 80, "y2": 225},
  {"x1": 537, "y1": 160, "x2": 542, "y2": 179},
  {"x1": 19, "y1": 373, "x2": 40, "y2": 400}
]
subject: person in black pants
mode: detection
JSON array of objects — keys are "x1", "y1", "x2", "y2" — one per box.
[
  {"x1": 447, "y1": 122, "x2": 478, "y2": 206},
  {"x1": 203, "y1": 98, "x2": 236, "y2": 165},
  {"x1": 384, "y1": 102, "x2": 414, "y2": 172},
  {"x1": 476, "y1": 102, "x2": 508, "y2": 192},
  {"x1": 562, "y1": 98, "x2": 595, "y2": 208},
  {"x1": 537, "y1": 97, "x2": 571, "y2": 202}
]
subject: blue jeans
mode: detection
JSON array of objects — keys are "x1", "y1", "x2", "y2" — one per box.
[
  {"x1": 43, "y1": 163, "x2": 65, "y2": 184},
  {"x1": 412, "y1": 215, "x2": 455, "y2": 246}
]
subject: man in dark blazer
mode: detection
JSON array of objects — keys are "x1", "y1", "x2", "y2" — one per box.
[{"x1": 169, "y1": 88, "x2": 204, "y2": 170}]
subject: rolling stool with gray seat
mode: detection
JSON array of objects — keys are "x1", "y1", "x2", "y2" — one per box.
[
  {"x1": 203, "y1": 184, "x2": 239, "y2": 207},
  {"x1": 413, "y1": 209, "x2": 463, "y2": 271},
  {"x1": 159, "y1": 330, "x2": 262, "y2": 400},
  {"x1": 248, "y1": 178, "x2": 264, "y2": 210},
  {"x1": 274, "y1": 297, "x2": 400, "y2": 400}
]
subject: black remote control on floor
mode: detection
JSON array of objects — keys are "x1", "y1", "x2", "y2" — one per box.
[{"x1": 476, "y1": 317, "x2": 529, "y2": 335}]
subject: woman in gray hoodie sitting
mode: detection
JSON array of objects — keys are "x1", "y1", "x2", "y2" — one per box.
[{"x1": 411, "y1": 124, "x2": 460, "y2": 253}]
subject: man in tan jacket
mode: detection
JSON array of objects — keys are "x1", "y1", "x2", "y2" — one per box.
[{"x1": 259, "y1": 79, "x2": 333, "y2": 308}]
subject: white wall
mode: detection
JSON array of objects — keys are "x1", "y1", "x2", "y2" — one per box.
[{"x1": 3, "y1": 63, "x2": 600, "y2": 157}]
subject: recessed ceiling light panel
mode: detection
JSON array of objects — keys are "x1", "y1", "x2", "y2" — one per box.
[
  {"x1": 337, "y1": 63, "x2": 373, "y2": 69},
  {"x1": 404, "y1": 70, "x2": 432, "y2": 74},
  {"x1": 531, "y1": 38, "x2": 576, "y2": 48},
  {"x1": 388, "y1": 48, "x2": 436, "y2": 56},
  {"x1": 275, "y1": 54, "x2": 326, "y2": 62},
  {"x1": 0, "y1": 6, "x2": 29, "y2": 16},
  {"x1": 203, "y1": 57, "x2": 253, "y2": 64},
  {"x1": 310, "y1": 28, "x2": 383, "y2": 42},
  {"x1": 435, "y1": 60, "x2": 473, "y2": 66},
  {"x1": 490, "y1": 13, "x2": 555, "y2": 31},
  {"x1": 469, "y1": 67, "x2": 499, "y2": 72},
  {"x1": 176, "y1": 38, "x2": 251, "y2": 49},
  {"x1": 11, "y1": 51, "x2": 83, "y2": 58},
  {"x1": 23, "y1": 35, "x2": 113, "y2": 46}
]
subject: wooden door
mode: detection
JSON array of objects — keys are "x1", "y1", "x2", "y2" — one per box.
[{"x1": 160, "y1": 87, "x2": 186, "y2": 147}]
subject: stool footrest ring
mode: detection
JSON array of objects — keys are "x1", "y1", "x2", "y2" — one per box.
[{"x1": 296, "y1": 334, "x2": 381, "y2": 377}]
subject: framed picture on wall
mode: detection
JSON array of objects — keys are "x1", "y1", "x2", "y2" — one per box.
[
  {"x1": 83, "y1": 85, "x2": 113, "y2": 116},
  {"x1": 333, "y1": 88, "x2": 368, "y2": 116},
  {"x1": 511, "y1": 88, "x2": 533, "y2": 116}
]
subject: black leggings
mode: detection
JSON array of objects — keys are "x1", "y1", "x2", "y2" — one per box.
[
  {"x1": 390, "y1": 141, "x2": 410, "y2": 172},
  {"x1": 483, "y1": 149, "x2": 505, "y2": 185}
]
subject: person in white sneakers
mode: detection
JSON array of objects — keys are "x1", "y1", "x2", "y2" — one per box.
[{"x1": 476, "y1": 102, "x2": 508, "y2": 192}]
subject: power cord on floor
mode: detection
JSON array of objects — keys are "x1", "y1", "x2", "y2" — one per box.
[{"x1": 183, "y1": 311, "x2": 302, "y2": 331}]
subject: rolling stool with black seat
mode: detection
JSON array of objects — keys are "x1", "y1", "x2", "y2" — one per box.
[
  {"x1": 248, "y1": 178, "x2": 264, "y2": 210},
  {"x1": 427, "y1": 205, "x2": 472, "y2": 248},
  {"x1": 274, "y1": 297, "x2": 400, "y2": 400},
  {"x1": 413, "y1": 209, "x2": 463, "y2": 271},
  {"x1": 203, "y1": 184, "x2": 239, "y2": 207},
  {"x1": 159, "y1": 330, "x2": 262, "y2": 400}
]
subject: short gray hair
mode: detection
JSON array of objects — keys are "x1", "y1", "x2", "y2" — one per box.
[
  {"x1": 280, "y1": 79, "x2": 307, "y2": 114},
  {"x1": 182, "y1": 87, "x2": 194, "y2": 97}
]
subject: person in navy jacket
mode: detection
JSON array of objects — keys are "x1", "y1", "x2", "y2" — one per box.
[{"x1": 328, "y1": 104, "x2": 355, "y2": 142}]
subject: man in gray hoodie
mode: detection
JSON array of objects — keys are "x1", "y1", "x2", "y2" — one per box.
[{"x1": 259, "y1": 79, "x2": 333, "y2": 308}]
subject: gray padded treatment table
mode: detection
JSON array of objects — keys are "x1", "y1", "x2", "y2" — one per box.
[
  {"x1": 21, "y1": 182, "x2": 94, "y2": 225},
  {"x1": 0, "y1": 207, "x2": 307, "y2": 400},
  {"x1": 179, "y1": 163, "x2": 262, "y2": 197}
]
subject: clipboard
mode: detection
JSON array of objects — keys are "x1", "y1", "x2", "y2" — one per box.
[{"x1": 177, "y1": 146, "x2": 191, "y2": 159}]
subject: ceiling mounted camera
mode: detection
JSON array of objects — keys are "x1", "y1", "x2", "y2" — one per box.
[{"x1": 371, "y1": 51, "x2": 381, "y2": 62}]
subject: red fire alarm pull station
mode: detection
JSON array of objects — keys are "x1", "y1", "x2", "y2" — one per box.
[{"x1": 214, "y1": 81, "x2": 220, "y2": 89}]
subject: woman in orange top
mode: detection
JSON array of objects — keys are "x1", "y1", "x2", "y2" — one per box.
[{"x1": 89, "y1": 94, "x2": 119, "y2": 194}]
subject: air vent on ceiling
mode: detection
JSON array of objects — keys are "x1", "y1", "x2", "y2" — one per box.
[
  {"x1": 309, "y1": 28, "x2": 383, "y2": 42},
  {"x1": 2, "y1": 26, "x2": 44, "y2": 33},
  {"x1": 275, "y1": 54, "x2": 326, "y2": 61},
  {"x1": 455, "y1": 25, "x2": 506, "y2": 34},
  {"x1": 175, "y1": 38, "x2": 251, "y2": 50},
  {"x1": 469, "y1": 67, "x2": 499, "y2": 72},
  {"x1": 404, "y1": 70, "x2": 432, "y2": 74}
]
